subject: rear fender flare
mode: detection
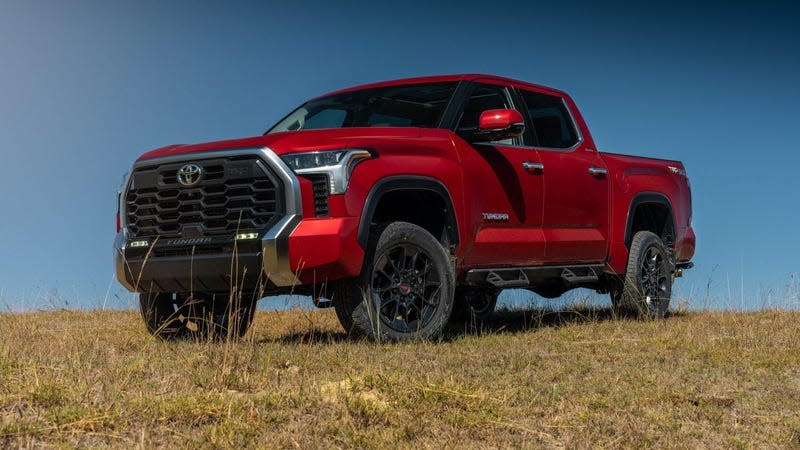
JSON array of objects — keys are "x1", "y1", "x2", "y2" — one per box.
[{"x1": 624, "y1": 192, "x2": 675, "y2": 247}]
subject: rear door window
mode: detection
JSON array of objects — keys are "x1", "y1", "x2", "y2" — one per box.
[{"x1": 518, "y1": 90, "x2": 579, "y2": 149}]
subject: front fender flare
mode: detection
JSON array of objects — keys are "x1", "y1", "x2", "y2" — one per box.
[{"x1": 357, "y1": 176, "x2": 460, "y2": 251}]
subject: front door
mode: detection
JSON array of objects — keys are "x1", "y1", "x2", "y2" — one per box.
[{"x1": 455, "y1": 81, "x2": 546, "y2": 267}]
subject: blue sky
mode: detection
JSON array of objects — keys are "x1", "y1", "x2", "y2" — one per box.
[{"x1": 0, "y1": 1, "x2": 798, "y2": 310}]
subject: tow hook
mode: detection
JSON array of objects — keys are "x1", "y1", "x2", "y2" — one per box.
[{"x1": 673, "y1": 261, "x2": 694, "y2": 278}]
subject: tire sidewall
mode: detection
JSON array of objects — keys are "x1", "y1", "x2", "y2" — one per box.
[
  {"x1": 354, "y1": 222, "x2": 455, "y2": 341},
  {"x1": 623, "y1": 231, "x2": 673, "y2": 318},
  {"x1": 139, "y1": 292, "x2": 256, "y2": 340},
  {"x1": 139, "y1": 292, "x2": 183, "y2": 339}
]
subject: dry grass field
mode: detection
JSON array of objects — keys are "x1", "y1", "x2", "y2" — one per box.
[{"x1": 1, "y1": 307, "x2": 799, "y2": 448}]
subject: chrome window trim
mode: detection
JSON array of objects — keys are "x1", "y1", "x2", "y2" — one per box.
[{"x1": 114, "y1": 146, "x2": 303, "y2": 290}]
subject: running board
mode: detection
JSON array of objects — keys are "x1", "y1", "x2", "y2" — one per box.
[{"x1": 464, "y1": 264, "x2": 604, "y2": 288}]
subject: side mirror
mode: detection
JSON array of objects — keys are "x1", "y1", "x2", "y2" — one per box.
[{"x1": 462, "y1": 109, "x2": 525, "y2": 143}]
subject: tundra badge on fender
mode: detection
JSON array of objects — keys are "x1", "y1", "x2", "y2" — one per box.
[{"x1": 482, "y1": 212, "x2": 510, "y2": 222}]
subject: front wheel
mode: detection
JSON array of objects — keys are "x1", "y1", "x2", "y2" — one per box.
[
  {"x1": 612, "y1": 231, "x2": 673, "y2": 318},
  {"x1": 139, "y1": 292, "x2": 257, "y2": 340},
  {"x1": 335, "y1": 222, "x2": 455, "y2": 341}
]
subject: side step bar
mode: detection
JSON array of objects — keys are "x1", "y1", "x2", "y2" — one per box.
[
  {"x1": 485, "y1": 269, "x2": 529, "y2": 288},
  {"x1": 464, "y1": 264, "x2": 604, "y2": 288}
]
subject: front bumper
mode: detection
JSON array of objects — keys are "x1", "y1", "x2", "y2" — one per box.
[
  {"x1": 114, "y1": 215, "x2": 365, "y2": 293},
  {"x1": 114, "y1": 220, "x2": 299, "y2": 292},
  {"x1": 115, "y1": 225, "x2": 299, "y2": 292}
]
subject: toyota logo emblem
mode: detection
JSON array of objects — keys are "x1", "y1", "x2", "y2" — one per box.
[{"x1": 177, "y1": 163, "x2": 203, "y2": 186}]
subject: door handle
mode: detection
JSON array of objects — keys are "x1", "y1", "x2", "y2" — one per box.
[
  {"x1": 522, "y1": 161, "x2": 544, "y2": 172},
  {"x1": 588, "y1": 167, "x2": 607, "y2": 177}
]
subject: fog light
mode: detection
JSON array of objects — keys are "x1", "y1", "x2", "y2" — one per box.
[
  {"x1": 130, "y1": 240, "x2": 150, "y2": 248},
  {"x1": 235, "y1": 232, "x2": 259, "y2": 240}
]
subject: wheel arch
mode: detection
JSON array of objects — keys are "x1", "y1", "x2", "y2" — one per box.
[
  {"x1": 357, "y1": 176, "x2": 460, "y2": 254},
  {"x1": 624, "y1": 192, "x2": 676, "y2": 249}
]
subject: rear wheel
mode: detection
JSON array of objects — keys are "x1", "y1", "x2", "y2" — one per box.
[
  {"x1": 334, "y1": 222, "x2": 455, "y2": 341},
  {"x1": 612, "y1": 231, "x2": 673, "y2": 318},
  {"x1": 139, "y1": 292, "x2": 257, "y2": 340}
]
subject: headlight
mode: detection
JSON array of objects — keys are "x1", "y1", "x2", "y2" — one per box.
[{"x1": 281, "y1": 149, "x2": 373, "y2": 194}]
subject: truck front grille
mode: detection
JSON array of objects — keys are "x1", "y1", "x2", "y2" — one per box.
[{"x1": 125, "y1": 156, "x2": 283, "y2": 238}]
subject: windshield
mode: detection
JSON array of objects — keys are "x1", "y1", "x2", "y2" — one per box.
[{"x1": 266, "y1": 82, "x2": 458, "y2": 134}]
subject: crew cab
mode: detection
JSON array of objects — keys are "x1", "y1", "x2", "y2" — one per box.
[{"x1": 114, "y1": 74, "x2": 695, "y2": 341}]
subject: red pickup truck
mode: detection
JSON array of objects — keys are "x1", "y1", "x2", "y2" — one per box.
[{"x1": 115, "y1": 74, "x2": 695, "y2": 341}]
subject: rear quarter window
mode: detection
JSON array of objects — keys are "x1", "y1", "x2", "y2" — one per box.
[{"x1": 519, "y1": 90, "x2": 579, "y2": 149}]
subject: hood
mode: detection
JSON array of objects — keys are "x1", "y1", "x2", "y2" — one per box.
[{"x1": 137, "y1": 128, "x2": 424, "y2": 161}]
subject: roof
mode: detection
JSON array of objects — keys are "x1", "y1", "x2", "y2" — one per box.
[{"x1": 317, "y1": 73, "x2": 568, "y2": 99}]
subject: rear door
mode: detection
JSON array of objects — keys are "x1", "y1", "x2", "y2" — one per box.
[
  {"x1": 454, "y1": 81, "x2": 546, "y2": 267},
  {"x1": 516, "y1": 88, "x2": 609, "y2": 263}
]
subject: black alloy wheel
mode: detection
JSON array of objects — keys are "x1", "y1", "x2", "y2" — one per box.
[
  {"x1": 639, "y1": 246, "x2": 670, "y2": 312},
  {"x1": 612, "y1": 231, "x2": 673, "y2": 318},
  {"x1": 333, "y1": 222, "x2": 455, "y2": 341},
  {"x1": 371, "y1": 242, "x2": 442, "y2": 334}
]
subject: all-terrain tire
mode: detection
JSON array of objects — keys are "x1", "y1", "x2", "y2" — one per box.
[
  {"x1": 330, "y1": 278, "x2": 365, "y2": 337},
  {"x1": 336, "y1": 222, "x2": 455, "y2": 341},
  {"x1": 139, "y1": 292, "x2": 256, "y2": 340},
  {"x1": 612, "y1": 231, "x2": 673, "y2": 318},
  {"x1": 204, "y1": 292, "x2": 258, "y2": 340}
]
